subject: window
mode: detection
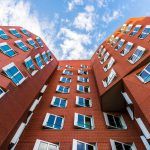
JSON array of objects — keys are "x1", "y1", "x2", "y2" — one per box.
[
  {"x1": 140, "y1": 136, "x2": 150, "y2": 150},
  {"x1": 130, "y1": 25, "x2": 142, "y2": 36},
  {"x1": 120, "y1": 42, "x2": 133, "y2": 56},
  {"x1": 102, "y1": 69, "x2": 116, "y2": 87},
  {"x1": 0, "y1": 87, "x2": 6, "y2": 99},
  {"x1": 103, "y1": 57, "x2": 115, "y2": 72},
  {"x1": 24, "y1": 56, "x2": 38, "y2": 76},
  {"x1": 78, "y1": 69, "x2": 88, "y2": 75},
  {"x1": 80, "y1": 64, "x2": 88, "y2": 68},
  {"x1": 33, "y1": 139, "x2": 59, "y2": 150},
  {"x1": 76, "y1": 96, "x2": 92, "y2": 107},
  {"x1": 66, "y1": 65, "x2": 73, "y2": 68},
  {"x1": 136, "y1": 63, "x2": 150, "y2": 83},
  {"x1": 57, "y1": 66, "x2": 62, "y2": 70},
  {"x1": 107, "y1": 35, "x2": 114, "y2": 44},
  {"x1": 56, "y1": 85, "x2": 70, "y2": 93},
  {"x1": 36, "y1": 37, "x2": 43, "y2": 47},
  {"x1": 96, "y1": 45, "x2": 103, "y2": 54},
  {"x1": 98, "y1": 48, "x2": 106, "y2": 59},
  {"x1": 74, "y1": 113, "x2": 95, "y2": 129},
  {"x1": 111, "y1": 37, "x2": 119, "y2": 47},
  {"x1": 35, "y1": 54, "x2": 45, "y2": 69},
  {"x1": 139, "y1": 25, "x2": 150, "y2": 39},
  {"x1": 124, "y1": 24, "x2": 133, "y2": 34},
  {"x1": 103, "y1": 113, "x2": 127, "y2": 129},
  {"x1": 47, "y1": 50, "x2": 52, "y2": 60},
  {"x1": 60, "y1": 77, "x2": 71, "y2": 83},
  {"x1": 114, "y1": 39, "x2": 125, "y2": 51},
  {"x1": 42, "y1": 51, "x2": 49, "y2": 64},
  {"x1": 110, "y1": 139, "x2": 137, "y2": 150},
  {"x1": 0, "y1": 42, "x2": 16, "y2": 57},
  {"x1": 27, "y1": 38, "x2": 38, "y2": 49},
  {"x1": 20, "y1": 28, "x2": 31, "y2": 37},
  {"x1": 72, "y1": 139, "x2": 97, "y2": 150},
  {"x1": 51, "y1": 96, "x2": 67, "y2": 108},
  {"x1": 9, "y1": 28, "x2": 21, "y2": 38},
  {"x1": 63, "y1": 69, "x2": 73, "y2": 75},
  {"x1": 15, "y1": 40, "x2": 29, "y2": 52},
  {"x1": 100, "y1": 52, "x2": 110, "y2": 64},
  {"x1": 128, "y1": 46, "x2": 146, "y2": 64},
  {"x1": 0, "y1": 28, "x2": 9, "y2": 40},
  {"x1": 2, "y1": 62, "x2": 26, "y2": 86},
  {"x1": 77, "y1": 76, "x2": 89, "y2": 83},
  {"x1": 43, "y1": 113, "x2": 64, "y2": 129},
  {"x1": 77, "y1": 85, "x2": 90, "y2": 93},
  {"x1": 119, "y1": 24, "x2": 126, "y2": 32}
]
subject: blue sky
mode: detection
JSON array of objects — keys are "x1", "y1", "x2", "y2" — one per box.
[{"x1": 0, "y1": 0, "x2": 150, "y2": 60}]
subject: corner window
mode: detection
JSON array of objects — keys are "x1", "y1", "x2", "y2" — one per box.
[
  {"x1": 120, "y1": 42, "x2": 133, "y2": 56},
  {"x1": 124, "y1": 24, "x2": 133, "y2": 34},
  {"x1": 102, "y1": 69, "x2": 116, "y2": 87},
  {"x1": 103, "y1": 113, "x2": 127, "y2": 129},
  {"x1": 2, "y1": 62, "x2": 26, "y2": 86},
  {"x1": 77, "y1": 85, "x2": 90, "y2": 93},
  {"x1": 98, "y1": 48, "x2": 106, "y2": 59},
  {"x1": 35, "y1": 54, "x2": 45, "y2": 69},
  {"x1": 100, "y1": 52, "x2": 110, "y2": 64},
  {"x1": 103, "y1": 57, "x2": 115, "y2": 72},
  {"x1": 47, "y1": 50, "x2": 52, "y2": 60},
  {"x1": 0, "y1": 87, "x2": 6, "y2": 99},
  {"x1": 74, "y1": 113, "x2": 95, "y2": 129},
  {"x1": 78, "y1": 69, "x2": 88, "y2": 75},
  {"x1": 76, "y1": 96, "x2": 92, "y2": 107},
  {"x1": 139, "y1": 25, "x2": 150, "y2": 39},
  {"x1": 33, "y1": 139, "x2": 59, "y2": 150},
  {"x1": 9, "y1": 28, "x2": 21, "y2": 38},
  {"x1": 77, "y1": 76, "x2": 89, "y2": 83},
  {"x1": 24, "y1": 56, "x2": 38, "y2": 76},
  {"x1": 136, "y1": 63, "x2": 150, "y2": 83},
  {"x1": 110, "y1": 139, "x2": 137, "y2": 150},
  {"x1": 51, "y1": 96, "x2": 67, "y2": 108},
  {"x1": 56, "y1": 85, "x2": 70, "y2": 93},
  {"x1": 114, "y1": 39, "x2": 125, "y2": 51},
  {"x1": 43, "y1": 113, "x2": 64, "y2": 129},
  {"x1": 42, "y1": 51, "x2": 49, "y2": 64},
  {"x1": 21, "y1": 28, "x2": 31, "y2": 37},
  {"x1": 60, "y1": 77, "x2": 71, "y2": 83},
  {"x1": 0, "y1": 28, "x2": 9, "y2": 40},
  {"x1": 80, "y1": 64, "x2": 88, "y2": 68},
  {"x1": 130, "y1": 25, "x2": 142, "y2": 36},
  {"x1": 96, "y1": 45, "x2": 103, "y2": 54},
  {"x1": 15, "y1": 40, "x2": 29, "y2": 52},
  {"x1": 27, "y1": 38, "x2": 38, "y2": 49},
  {"x1": 66, "y1": 65, "x2": 73, "y2": 68},
  {"x1": 128, "y1": 46, "x2": 146, "y2": 64},
  {"x1": 72, "y1": 139, "x2": 97, "y2": 150},
  {"x1": 111, "y1": 37, "x2": 119, "y2": 47},
  {"x1": 0, "y1": 42, "x2": 16, "y2": 57},
  {"x1": 119, "y1": 24, "x2": 126, "y2": 32},
  {"x1": 107, "y1": 35, "x2": 114, "y2": 44},
  {"x1": 63, "y1": 69, "x2": 73, "y2": 75},
  {"x1": 36, "y1": 37, "x2": 43, "y2": 47}
]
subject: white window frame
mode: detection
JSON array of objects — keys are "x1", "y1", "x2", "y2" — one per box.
[
  {"x1": 62, "y1": 69, "x2": 73, "y2": 75},
  {"x1": 140, "y1": 136, "x2": 150, "y2": 150},
  {"x1": 107, "y1": 35, "x2": 114, "y2": 44},
  {"x1": 0, "y1": 87, "x2": 6, "y2": 99},
  {"x1": 51, "y1": 96, "x2": 68, "y2": 108},
  {"x1": 60, "y1": 77, "x2": 72, "y2": 83},
  {"x1": 35, "y1": 54, "x2": 45, "y2": 69},
  {"x1": 56, "y1": 85, "x2": 70, "y2": 93},
  {"x1": 114, "y1": 39, "x2": 125, "y2": 51},
  {"x1": 27, "y1": 38, "x2": 38, "y2": 49},
  {"x1": 76, "y1": 96, "x2": 92, "y2": 107},
  {"x1": 36, "y1": 37, "x2": 43, "y2": 47},
  {"x1": 74, "y1": 113, "x2": 95, "y2": 129},
  {"x1": 96, "y1": 45, "x2": 103, "y2": 54},
  {"x1": 120, "y1": 42, "x2": 133, "y2": 56},
  {"x1": 66, "y1": 65, "x2": 73, "y2": 68},
  {"x1": 80, "y1": 64, "x2": 88, "y2": 68},
  {"x1": 120, "y1": 24, "x2": 127, "y2": 32},
  {"x1": 77, "y1": 85, "x2": 90, "y2": 93},
  {"x1": 78, "y1": 69, "x2": 88, "y2": 75},
  {"x1": 77, "y1": 76, "x2": 89, "y2": 83},
  {"x1": 139, "y1": 25, "x2": 150, "y2": 39},
  {"x1": 111, "y1": 36, "x2": 119, "y2": 46},
  {"x1": 100, "y1": 52, "x2": 110, "y2": 64},
  {"x1": 42, "y1": 51, "x2": 49, "y2": 64},
  {"x1": 98, "y1": 48, "x2": 106, "y2": 59},
  {"x1": 103, "y1": 113, "x2": 127, "y2": 130},
  {"x1": 33, "y1": 139, "x2": 59, "y2": 150},
  {"x1": 9, "y1": 28, "x2": 21, "y2": 37},
  {"x1": 121, "y1": 92, "x2": 133, "y2": 105},
  {"x1": 125, "y1": 24, "x2": 133, "y2": 33},
  {"x1": 130, "y1": 25, "x2": 142, "y2": 36},
  {"x1": 103, "y1": 57, "x2": 115, "y2": 72},
  {"x1": 15, "y1": 40, "x2": 28, "y2": 51}
]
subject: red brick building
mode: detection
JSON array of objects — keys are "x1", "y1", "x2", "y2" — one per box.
[{"x1": 0, "y1": 17, "x2": 150, "y2": 150}]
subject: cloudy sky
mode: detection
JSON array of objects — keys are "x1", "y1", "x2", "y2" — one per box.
[{"x1": 0, "y1": 0, "x2": 150, "y2": 60}]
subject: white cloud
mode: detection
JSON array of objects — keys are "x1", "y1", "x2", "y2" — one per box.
[
  {"x1": 102, "y1": 10, "x2": 123, "y2": 24},
  {"x1": 73, "y1": 5, "x2": 96, "y2": 31},
  {"x1": 96, "y1": 0, "x2": 106, "y2": 7},
  {"x1": 57, "y1": 27, "x2": 93, "y2": 60},
  {"x1": 0, "y1": 0, "x2": 61, "y2": 58},
  {"x1": 68, "y1": 0, "x2": 84, "y2": 11}
]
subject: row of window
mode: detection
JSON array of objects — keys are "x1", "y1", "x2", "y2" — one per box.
[
  {"x1": 58, "y1": 64, "x2": 89, "y2": 70},
  {"x1": 0, "y1": 37, "x2": 43, "y2": 57},
  {"x1": 0, "y1": 50, "x2": 52, "y2": 98},
  {"x1": 60, "y1": 76, "x2": 89, "y2": 83},
  {"x1": 0, "y1": 28, "x2": 30, "y2": 39},
  {"x1": 119, "y1": 23, "x2": 150, "y2": 40}
]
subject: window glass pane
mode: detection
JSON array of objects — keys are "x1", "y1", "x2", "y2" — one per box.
[
  {"x1": 54, "y1": 117, "x2": 62, "y2": 129},
  {"x1": 85, "y1": 117, "x2": 92, "y2": 129},
  {"x1": 47, "y1": 115, "x2": 55, "y2": 128},
  {"x1": 48, "y1": 145, "x2": 58, "y2": 150},
  {"x1": 115, "y1": 142, "x2": 124, "y2": 150},
  {"x1": 54, "y1": 98, "x2": 60, "y2": 106},
  {"x1": 60, "y1": 100, "x2": 66, "y2": 107},
  {"x1": 38, "y1": 142, "x2": 48, "y2": 150},
  {"x1": 107, "y1": 115, "x2": 115, "y2": 127},
  {"x1": 77, "y1": 142, "x2": 85, "y2": 150},
  {"x1": 114, "y1": 116, "x2": 123, "y2": 128},
  {"x1": 86, "y1": 144, "x2": 94, "y2": 150},
  {"x1": 78, "y1": 114, "x2": 84, "y2": 127}
]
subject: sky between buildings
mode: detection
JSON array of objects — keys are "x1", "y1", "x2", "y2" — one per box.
[{"x1": 0, "y1": 0, "x2": 150, "y2": 60}]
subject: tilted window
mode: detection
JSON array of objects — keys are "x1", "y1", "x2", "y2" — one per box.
[
  {"x1": 56, "y1": 85, "x2": 70, "y2": 93},
  {"x1": 2, "y1": 62, "x2": 26, "y2": 86},
  {"x1": 78, "y1": 69, "x2": 88, "y2": 75},
  {"x1": 138, "y1": 25, "x2": 150, "y2": 39},
  {"x1": 130, "y1": 25, "x2": 142, "y2": 36},
  {"x1": 36, "y1": 37, "x2": 43, "y2": 47},
  {"x1": 100, "y1": 52, "x2": 110, "y2": 64},
  {"x1": 96, "y1": 45, "x2": 103, "y2": 54},
  {"x1": 119, "y1": 24, "x2": 126, "y2": 32},
  {"x1": 42, "y1": 51, "x2": 49, "y2": 64},
  {"x1": 47, "y1": 50, "x2": 52, "y2": 60},
  {"x1": 76, "y1": 96, "x2": 92, "y2": 107},
  {"x1": 35, "y1": 54, "x2": 45, "y2": 69},
  {"x1": 42, "y1": 113, "x2": 64, "y2": 129},
  {"x1": 66, "y1": 65, "x2": 73, "y2": 68},
  {"x1": 111, "y1": 37, "x2": 119, "y2": 47},
  {"x1": 120, "y1": 42, "x2": 133, "y2": 56},
  {"x1": 21, "y1": 28, "x2": 31, "y2": 37},
  {"x1": 0, "y1": 87, "x2": 6, "y2": 99},
  {"x1": 136, "y1": 63, "x2": 150, "y2": 83},
  {"x1": 77, "y1": 85, "x2": 90, "y2": 93},
  {"x1": 27, "y1": 38, "x2": 38, "y2": 49},
  {"x1": 0, "y1": 28, "x2": 9, "y2": 40},
  {"x1": 124, "y1": 24, "x2": 133, "y2": 34},
  {"x1": 51, "y1": 96, "x2": 67, "y2": 108},
  {"x1": 103, "y1": 57, "x2": 115, "y2": 72},
  {"x1": 107, "y1": 35, "x2": 114, "y2": 44},
  {"x1": 103, "y1": 113, "x2": 127, "y2": 129},
  {"x1": 9, "y1": 28, "x2": 22, "y2": 38},
  {"x1": 15, "y1": 40, "x2": 29, "y2": 52},
  {"x1": 77, "y1": 76, "x2": 89, "y2": 83},
  {"x1": 114, "y1": 39, "x2": 125, "y2": 51},
  {"x1": 74, "y1": 113, "x2": 95, "y2": 129},
  {"x1": 62, "y1": 69, "x2": 73, "y2": 75},
  {"x1": 128, "y1": 46, "x2": 146, "y2": 64},
  {"x1": 80, "y1": 64, "x2": 88, "y2": 68},
  {"x1": 60, "y1": 77, "x2": 71, "y2": 83},
  {"x1": 98, "y1": 48, "x2": 106, "y2": 59}
]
